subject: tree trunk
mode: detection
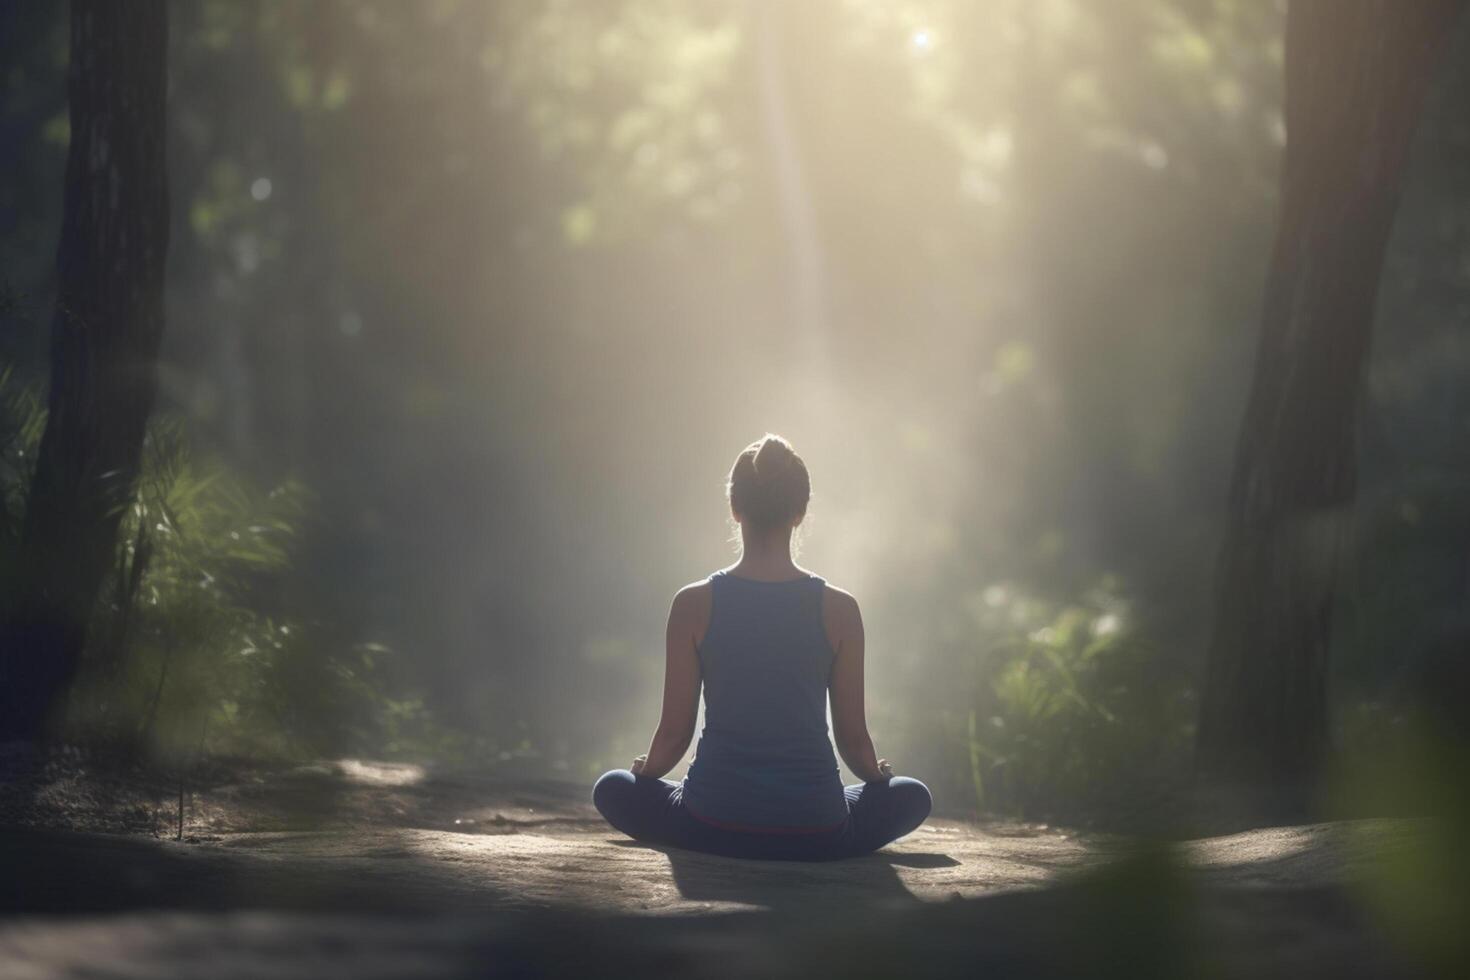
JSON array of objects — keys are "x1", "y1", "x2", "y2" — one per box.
[
  {"x1": 0, "y1": 0, "x2": 170, "y2": 741},
  {"x1": 1195, "y1": 0, "x2": 1465, "y2": 808}
]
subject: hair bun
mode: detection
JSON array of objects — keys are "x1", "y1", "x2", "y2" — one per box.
[{"x1": 752, "y1": 433, "x2": 794, "y2": 478}]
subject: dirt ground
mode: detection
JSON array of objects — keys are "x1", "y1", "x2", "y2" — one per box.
[{"x1": 0, "y1": 752, "x2": 1453, "y2": 978}]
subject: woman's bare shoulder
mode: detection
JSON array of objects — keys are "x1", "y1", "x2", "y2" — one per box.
[
  {"x1": 819, "y1": 580, "x2": 861, "y2": 615},
  {"x1": 819, "y1": 580, "x2": 862, "y2": 651},
  {"x1": 669, "y1": 577, "x2": 713, "y2": 617},
  {"x1": 673, "y1": 577, "x2": 712, "y2": 598},
  {"x1": 668, "y1": 578, "x2": 714, "y2": 646}
]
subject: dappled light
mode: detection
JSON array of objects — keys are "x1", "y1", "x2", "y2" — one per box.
[{"x1": 336, "y1": 759, "x2": 426, "y2": 788}]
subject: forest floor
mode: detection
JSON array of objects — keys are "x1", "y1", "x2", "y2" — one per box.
[{"x1": 0, "y1": 748, "x2": 1455, "y2": 978}]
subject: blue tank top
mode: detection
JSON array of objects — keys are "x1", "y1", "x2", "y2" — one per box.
[{"x1": 680, "y1": 569, "x2": 849, "y2": 831}]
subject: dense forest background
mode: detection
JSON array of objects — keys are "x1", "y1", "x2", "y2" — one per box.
[{"x1": 2, "y1": 0, "x2": 1467, "y2": 825}]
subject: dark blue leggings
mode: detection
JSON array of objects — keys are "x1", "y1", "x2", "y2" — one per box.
[{"x1": 592, "y1": 770, "x2": 932, "y2": 862}]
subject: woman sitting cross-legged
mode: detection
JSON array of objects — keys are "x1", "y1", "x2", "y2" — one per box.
[{"x1": 592, "y1": 433, "x2": 931, "y2": 862}]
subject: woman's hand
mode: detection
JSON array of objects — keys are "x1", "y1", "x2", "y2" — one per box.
[
  {"x1": 877, "y1": 758, "x2": 894, "y2": 778},
  {"x1": 631, "y1": 754, "x2": 648, "y2": 775}
]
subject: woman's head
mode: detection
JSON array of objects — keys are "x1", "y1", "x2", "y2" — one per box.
[{"x1": 727, "y1": 433, "x2": 811, "y2": 534}]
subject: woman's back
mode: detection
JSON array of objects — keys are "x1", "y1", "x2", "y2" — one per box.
[
  {"x1": 679, "y1": 569, "x2": 848, "y2": 830},
  {"x1": 592, "y1": 433, "x2": 930, "y2": 860}
]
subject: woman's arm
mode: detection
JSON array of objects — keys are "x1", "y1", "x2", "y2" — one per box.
[
  {"x1": 827, "y1": 589, "x2": 893, "y2": 783},
  {"x1": 631, "y1": 584, "x2": 704, "y2": 779}
]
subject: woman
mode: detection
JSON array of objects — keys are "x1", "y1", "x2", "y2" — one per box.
[{"x1": 593, "y1": 434, "x2": 931, "y2": 861}]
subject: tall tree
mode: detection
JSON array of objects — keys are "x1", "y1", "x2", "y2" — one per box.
[
  {"x1": 1196, "y1": 0, "x2": 1465, "y2": 805},
  {"x1": 0, "y1": 0, "x2": 170, "y2": 740}
]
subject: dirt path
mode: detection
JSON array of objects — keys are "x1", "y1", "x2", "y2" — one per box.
[{"x1": 0, "y1": 757, "x2": 1445, "y2": 978}]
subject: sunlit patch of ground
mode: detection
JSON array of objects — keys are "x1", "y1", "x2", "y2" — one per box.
[{"x1": 333, "y1": 759, "x2": 427, "y2": 788}]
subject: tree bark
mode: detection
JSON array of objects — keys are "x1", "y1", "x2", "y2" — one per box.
[
  {"x1": 1195, "y1": 0, "x2": 1465, "y2": 806},
  {"x1": 0, "y1": 0, "x2": 170, "y2": 741}
]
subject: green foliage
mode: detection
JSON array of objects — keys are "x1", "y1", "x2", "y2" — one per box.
[
  {"x1": 76, "y1": 421, "x2": 459, "y2": 762},
  {"x1": 64, "y1": 418, "x2": 313, "y2": 759},
  {"x1": 960, "y1": 581, "x2": 1194, "y2": 819},
  {"x1": 483, "y1": 0, "x2": 745, "y2": 241},
  {"x1": 0, "y1": 369, "x2": 438, "y2": 762}
]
